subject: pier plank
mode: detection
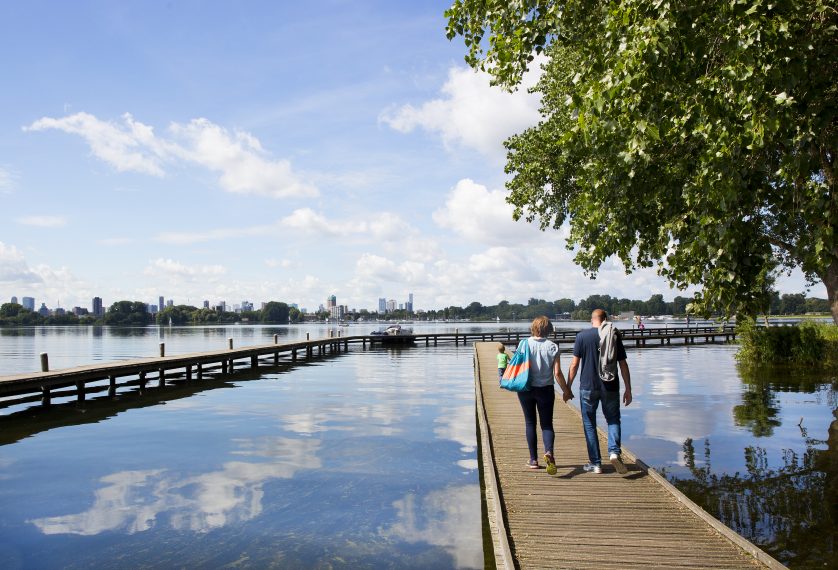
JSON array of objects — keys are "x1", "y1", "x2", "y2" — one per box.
[{"x1": 473, "y1": 341, "x2": 783, "y2": 570}]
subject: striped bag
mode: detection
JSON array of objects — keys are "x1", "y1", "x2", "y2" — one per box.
[{"x1": 499, "y1": 339, "x2": 531, "y2": 392}]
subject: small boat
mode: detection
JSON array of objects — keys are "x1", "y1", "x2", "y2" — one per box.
[{"x1": 369, "y1": 324, "x2": 415, "y2": 344}]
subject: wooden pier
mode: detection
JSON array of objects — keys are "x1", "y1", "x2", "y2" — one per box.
[
  {"x1": 0, "y1": 326, "x2": 735, "y2": 410},
  {"x1": 472, "y1": 341, "x2": 784, "y2": 570}
]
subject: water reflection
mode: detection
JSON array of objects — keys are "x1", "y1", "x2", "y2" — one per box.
[
  {"x1": 382, "y1": 485, "x2": 483, "y2": 569},
  {"x1": 667, "y1": 413, "x2": 837, "y2": 569},
  {"x1": 30, "y1": 436, "x2": 322, "y2": 535}
]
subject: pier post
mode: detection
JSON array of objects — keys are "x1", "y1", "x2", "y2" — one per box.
[
  {"x1": 40, "y1": 352, "x2": 49, "y2": 372},
  {"x1": 251, "y1": 355, "x2": 258, "y2": 369},
  {"x1": 159, "y1": 343, "x2": 165, "y2": 357},
  {"x1": 109, "y1": 375, "x2": 117, "y2": 397},
  {"x1": 274, "y1": 334, "x2": 278, "y2": 344},
  {"x1": 228, "y1": 338, "x2": 233, "y2": 350},
  {"x1": 455, "y1": 329, "x2": 458, "y2": 346},
  {"x1": 306, "y1": 333, "x2": 310, "y2": 341},
  {"x1": 158, "y1": 368, "x2": 165, "y2": 387},
  {"x1": 76, "y1": 381, "x2": 85, "y2": 402},
  {"x1": 197, "y1": 362, "x2": 203, "y2": 380},
  {"x1": 186, "y1": 365, "x2": 192, "y2": 382},
  {"x1": 274, "y1": 351, "x2": 279, "y2": 365},
  {"x1": 344, "y1": 339, "x2": 348, "y2": 351},
  {"x1": 292, "y1": 349, "x2": 297, "y2": 362},
  {"x1": 222, "y1": 360, "x2": 228, "y2": 374},
  {"x1": 41, "y1": 386, "x2": 51, "y2": 406}
]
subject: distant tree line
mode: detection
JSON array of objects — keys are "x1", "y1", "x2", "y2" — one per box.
[{"x1": 0, "y1": 293, "x2": 831, "y2": 326}]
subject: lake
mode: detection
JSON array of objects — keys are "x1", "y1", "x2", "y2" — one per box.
[{"x1": 0, "y1": 322, "x2": 835, "y2": 568}]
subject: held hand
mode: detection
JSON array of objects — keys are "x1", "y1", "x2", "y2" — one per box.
[
  {"x1": 562, "y1": 389, "x2": 574, "y2": 402},
  {"x1": 623, "y1": 389, "x2": 632, "y2": 406}
]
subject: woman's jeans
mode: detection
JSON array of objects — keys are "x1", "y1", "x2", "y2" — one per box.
[
  {"x1": 517, "y1": 385, "x2": 555, "y2": 460},
  {"x1": 580, "y1": 388, "x2": 621, "y2": 464}
]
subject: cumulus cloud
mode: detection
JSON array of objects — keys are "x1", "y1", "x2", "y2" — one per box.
[
  {"x1": 25, "y1": 112, "x2": 317, "y2": 198},
  {"x1": 16, "y1": 216, "x2": 67, "y2": 227},
  {"x1": 280, "y1": 208, "x2": 409, "y2": 241},
  {"x1": 0, "y1": 242, "x2": 43, "y2": 284},
  {"x1": 433, "y1": 178, "x2": 543, "y2": 245},
  {"x1": 380, "y1": 63, "x2": 542, "y2": 160},
  {"x1": 143, "y1": 258, "x2": 227, "y2": 279}
]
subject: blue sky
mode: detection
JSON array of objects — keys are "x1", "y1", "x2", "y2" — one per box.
[{"x1": 0, "y1": 1, "x2": 822, "y2": 313}]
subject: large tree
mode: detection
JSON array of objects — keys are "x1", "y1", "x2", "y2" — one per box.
[{"x1": 446, "y1": 0, "x2": 837, "y2": 322}]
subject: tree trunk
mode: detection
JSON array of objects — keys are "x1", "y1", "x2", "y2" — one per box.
[{"x1": 825, "y1": 260, "x2": 838, "y2": 325}]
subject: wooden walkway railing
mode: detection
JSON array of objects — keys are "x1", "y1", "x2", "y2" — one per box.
[{"x1": 472, "y1": 341, "x2": 784, "y2": 569}]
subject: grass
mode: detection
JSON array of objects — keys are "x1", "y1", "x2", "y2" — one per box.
[{"x1": 736, "y1": 320, "x2": 838, "y2": 368}]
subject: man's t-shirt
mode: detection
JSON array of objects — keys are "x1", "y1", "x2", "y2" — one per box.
[{"x1": 572, "y1": 327, "x2": 627, "y2": 392}]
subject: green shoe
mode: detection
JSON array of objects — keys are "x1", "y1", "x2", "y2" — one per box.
[{"x1": 544, "y1": 452, "x2": 557, "y2": 475}]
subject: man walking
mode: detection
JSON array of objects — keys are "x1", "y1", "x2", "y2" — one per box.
[{"x1": 567, "y1": 309, "x2": 632, "y2": 474}]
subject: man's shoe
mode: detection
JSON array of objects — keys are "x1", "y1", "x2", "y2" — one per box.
[
  {"x1": 544, "y1": 452, "x2": 557, "y2": 475},
  {"x1": 610, "y1": 453, "x2": 628, "y2": 474},
  {"x1": 583, "y1": 463, "x2": 602, "y2": 474}
]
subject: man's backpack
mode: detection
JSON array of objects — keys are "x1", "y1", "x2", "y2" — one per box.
[{"x1": 598, "y1": 321, "x2": 619, "y2": 382}]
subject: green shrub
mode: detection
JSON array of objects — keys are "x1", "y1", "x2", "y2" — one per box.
[{"x1": 737, "y1": 320, "x2": 838, "y2": 367}]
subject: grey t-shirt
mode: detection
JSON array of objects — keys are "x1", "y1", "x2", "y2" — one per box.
[{"x1": 527, "y1": 337, "x2": 559, "y2": 387}]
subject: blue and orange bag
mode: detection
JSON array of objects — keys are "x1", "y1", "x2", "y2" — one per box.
[{"x1": 499, "y1": 339, "x2": 531, "y2": 392}]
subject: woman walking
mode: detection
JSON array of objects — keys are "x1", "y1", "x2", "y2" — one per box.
[{"x1": 518, "y1": 316, "x2": 573, "y2": 474}]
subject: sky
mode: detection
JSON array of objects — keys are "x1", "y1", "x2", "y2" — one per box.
[{"x1": 0, "y1": 1, "x2": 824, "y2": 313}]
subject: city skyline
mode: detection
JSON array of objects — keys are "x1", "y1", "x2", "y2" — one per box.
[{"x1": 0, "y1": 2, "x2": 823, "y2": 312}]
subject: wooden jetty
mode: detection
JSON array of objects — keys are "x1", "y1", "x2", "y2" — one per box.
[
  {"x1": 0, "y1": 326, "x2": 734, "y2": 409},
  {"x1": 472, "y1": 341, "x2": 785, "y2": 570}
]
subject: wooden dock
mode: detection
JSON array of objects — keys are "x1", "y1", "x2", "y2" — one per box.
[
  {"x1": 472, "y1": 341, "x2": 785, "y2": 570},
  {"x1": 0, "y1": 326, "x2": 735, "y2": 410}
]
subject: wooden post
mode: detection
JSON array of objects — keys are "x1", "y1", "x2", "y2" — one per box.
[
  {"x1": 344, "y1": 339, "x2": 348, "y2": 351},
  {"x1": 274, "y1": 334, "x2": 278, "y2": 344},
  {"x1": 306, "y1": 332, "x2": 310, "y2": 341},
  {"x1": 109, "y1": 375, "x2": 117, "y2": 397},
  {"x1": 228, "y1": 338, "x2": 234, "y2": 350},
  {"x1": 41, "y1": 386, "x2": 51, "y2": 406},
  {"x1": 76, "y1": 381, "x2": 85, "y2": 401},
  {"x1": 186, "y1": 365, "x2": 192, "y2": 382},
  {"x1": 197, "y1": 362, "x2": 203, "y2": 380},
  {"x1": 222, "y1": 360, "x2": 228, "y2": 374},
  {"x1": 159, "y1": 343, "x2": 165, "y2": 357},
  {"x1": 274, "y1": 351, "x2": 279, "y2": 365},
  {"x1": 40, "y1": 352, "x2": 49, "y2": 372},
  {"x1": 251, "y1": 355, "x2": 258, "y2": 369},
  {"x1": 292, "y1": 349, "x2": 297, "y2": 362},
  {"x1": 158, "y1": 368, "x2": 165, "y2": 387},
  {"x1": 455, "y1": 329, "x2": 459, "y2": 346}
]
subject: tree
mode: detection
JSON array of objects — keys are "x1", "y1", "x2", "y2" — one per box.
[
  {"x1": 261, "y1": 301, "x2": 290, "y2": 323},
  {"x1": 446, "y1": 0, "x2": 837, "y2": 323},
  {"x1": 0, "y1": 303, "x2": 22, "y2": 318},
  {"x1": 104, "y1": 301, "x2": 152, "y2": 326}
]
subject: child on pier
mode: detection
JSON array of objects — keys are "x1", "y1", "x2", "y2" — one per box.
[{"x1": 497, "y1": 343, "x2": 509, "y2": 386}]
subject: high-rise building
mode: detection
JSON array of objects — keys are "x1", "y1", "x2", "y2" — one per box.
[
  {"x1": 92, "y1": 297, "x2": 103, "y2": 317},
  {"x1": 203, "y1": 300, "x2": 210, "y2": 309},
  {"x1": 407, "y1": 293, "x2": 414, "y2": 312},
  {"x1": 326, "y1": 295, "x2": 337, "y2": 312},
  {"x1": 10, "y1": 296, "x2": 18, "y2": 304},
  {"x1": 387, "y1": 299, "x2": 396, "y2": 312},
  {"x1": 22, "y1": 297, "x2": 35, "y2": 311},
  {"x1": 38, "y1": 303, "x2": 49, "y2": 316},
  {"x1": 241, "y1": 300, "x2": 253, "y2": 312},
  {"x1": 378, "y1": 297, "x2": 387, "y2": 313},
  {"x1": 159, "y1": 296, "x2": 165, "y2": 312},
  {"x1": 166, "y1": 299, "x2": 174, "y2": 308}
]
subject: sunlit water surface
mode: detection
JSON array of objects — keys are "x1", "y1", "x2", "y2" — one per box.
[{"x1": 0, "y1": 323, "x2": 835, "y2": 568}]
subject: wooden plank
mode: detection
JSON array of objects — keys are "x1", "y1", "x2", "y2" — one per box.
[{"x1": 473, "y1": 341, "x2": 784, "y2": 570}]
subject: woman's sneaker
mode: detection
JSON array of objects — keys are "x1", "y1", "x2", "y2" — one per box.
[
  {"x1": 543, "y1": 452, "x2": 557, "y2": 475},
  {"x1": 583, "y1": 463, "x2": 602, "y2": 474},
  {"x1": 610, "y1": 453, "x2": 628, "y2": 474},
  {"x1": 526, "y1": 459, "x2": 540, "y2": 469}
]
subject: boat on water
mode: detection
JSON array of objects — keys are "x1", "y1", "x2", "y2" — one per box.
[{"x1": 369, "y1": 323, "x2": 415, "y2": 344}]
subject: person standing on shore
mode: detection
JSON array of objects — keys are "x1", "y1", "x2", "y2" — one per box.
[
  {"x1": 567, "y1": 309, "x2": 632, "y2": 474},
  {"x1": 517, "y1": 316, "x2": 573, "y2": 474}
]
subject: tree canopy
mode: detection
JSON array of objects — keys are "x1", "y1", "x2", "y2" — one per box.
[{"x1": 446, "y1": 0, "x2": 837, "y2": 323}]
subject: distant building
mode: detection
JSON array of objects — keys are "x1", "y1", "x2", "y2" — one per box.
[
  {"x1": 92, "y1": 297, "x2": 104, "y2": 317},
  {"x1": 10, "y1": 296, "x2": 18, "y2": 304},
  {"x1": 149, "y1": 304, "x2": 159, "y2": 314},
  {"x1": 326, "y1": 295, "x2": 337, "y2": 312},
  {"x1": 241, "y1": 301, "x2": 253, "y2": 312},
  {"x1": 22, "y1": 297, "x2": 35, "y2": 311},
  {"x1": 203, "y1": 300, "x2": 210, "y2": 309},
  {"x1": 38, "y1": 303, "x2": 49, "y2": 317},
  {"x1": 54, "y1": 307, "x2": 65, "y2": 316},
  {"x1": 159, "y1": 296, "x2": 165, "y2": 312},
  {"x1": 72, "y1": 306, "x2": 89, "y2": 316},
  {"x1": 406, "y1": 293, "x2": 414, "y2": 312},
  {"x1": 378, "y1": 297, "x2": 387, "y2": 313},
  {"x1": 386, "y1": 299, "x2": 396, "y2": 313},
  {"x1": 166, "y1": 299, "x2": 174, "y2": 308}
]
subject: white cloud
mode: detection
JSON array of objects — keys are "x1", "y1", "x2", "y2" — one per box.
[
  {"x1": 143, "y1": 258, "x2": 227, "y2": 279},
  {"x1": 0, "y1": 167, "x2": 15, "y2": 193},
  {"x1": 433, "y1": 178, "x2": 543, "y2": 245},
  {"x1": 25, "y1": 112, "x2": 317, "y2": 199},
  {"x1": 380, "y1": 63, "x2": 541, "y2": 160},
  {"x1": 0, "y1": 242, "x2": 43, "y2": 284},
  {"x1": 16, "y1": 216, "x2": 67, "y2": 228},
  {"x1": 280, "y1": 208, "x2": 411, "y2": 241}
]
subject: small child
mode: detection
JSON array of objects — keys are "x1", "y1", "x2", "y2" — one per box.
[{"x1": 497, "y1": 343, "x2": 509, "y2": 386}]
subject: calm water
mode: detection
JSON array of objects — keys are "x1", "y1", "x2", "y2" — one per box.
[{"x1": 0, "y1": 323, "x2": 835, "y2": 568}]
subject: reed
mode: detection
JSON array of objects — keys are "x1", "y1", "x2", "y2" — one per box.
[{"x1": 736, "y1": 320, "x2": 838, "y2": 367}]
